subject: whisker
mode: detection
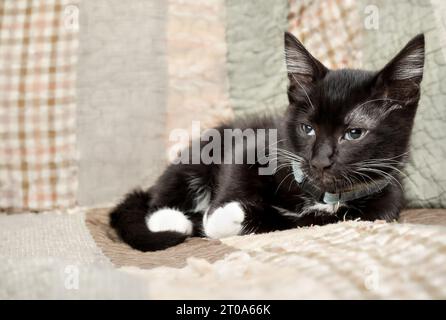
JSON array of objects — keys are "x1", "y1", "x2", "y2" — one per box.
[
  {"x1": 275, "y1": 171, "x2": 295, "y2": 194},
  {"x1": 355, "y1": 167, "x2": 404, "y2": 191}
]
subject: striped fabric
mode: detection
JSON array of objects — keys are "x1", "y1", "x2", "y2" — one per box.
[{"x1": 0, "y1": 0, "x2": 78, "y2": 211}]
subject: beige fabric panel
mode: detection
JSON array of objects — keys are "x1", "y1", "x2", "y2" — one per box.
[
  {"x1": 166, "y1": 0, "x2": 233, "y2": 151},
  {"x1": 76, "y1": 0, "x2": 168, "y2": 205},
  {"x1": 86, "y1": 207, "x2": 236, "y2": 269}
]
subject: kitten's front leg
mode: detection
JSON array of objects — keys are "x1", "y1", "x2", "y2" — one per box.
[
  {"x1": 203, "y1": 202, "x2": 246, "y2": 239},
  {"x1": 203, "y1": 201, "x2": 297, "y2": 239}
]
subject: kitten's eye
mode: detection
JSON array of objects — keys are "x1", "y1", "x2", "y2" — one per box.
[
  {"x1": 344, "y1": 128, "x2": 365, "y2": 140},
  {"x1": 301, "y1": 124, "x2": 315, "y2": 136}
]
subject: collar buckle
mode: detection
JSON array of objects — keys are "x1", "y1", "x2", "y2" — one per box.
[{"x1": 322, "y1": 192, "x2": 341, "y2": 204}]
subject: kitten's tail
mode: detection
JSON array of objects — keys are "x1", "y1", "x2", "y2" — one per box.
[{"x1": 110, "y1": 189, "x2": 188, "y2": 251}]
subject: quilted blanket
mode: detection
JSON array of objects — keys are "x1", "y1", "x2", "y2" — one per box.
[{"x1": 1, "y1": 207, "x2": 446, "y2": 299}]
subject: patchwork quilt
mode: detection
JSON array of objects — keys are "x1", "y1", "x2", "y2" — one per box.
[
  {"x1": 1, "y1": 0, "x2": 446, "y2": 301},
  {"x1": 2, "y1": 0, "x2": 445, "y2": 211},
  {"x1": 1, "y1": 207, "x2": 446, "y2": 299}
]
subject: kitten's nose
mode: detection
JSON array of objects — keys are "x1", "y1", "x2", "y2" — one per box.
[
  {"x1": 310, "y1": 156, "x2": 333, "y2": 171},
  {"x1": 311, "y1": 143, "x2": 334, "y2": 171}
]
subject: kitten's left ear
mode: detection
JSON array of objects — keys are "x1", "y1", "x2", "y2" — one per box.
[
  {"x1": 284, "y1": 32, "x2": 328, "y2": 86},
  {"x1": 375, "y1": 34, "x2": 425, "y2": 100}
]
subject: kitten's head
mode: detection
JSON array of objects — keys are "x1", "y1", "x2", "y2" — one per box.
[{"x1": 283, "y1": 32, "x2": 425, "y2": 192}]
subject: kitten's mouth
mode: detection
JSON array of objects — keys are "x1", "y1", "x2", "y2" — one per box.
[
  {"x1": 293, "y1": 161, "x2": 366, "y2": 193},
  {"x1": 309, "y1": 168, "x2": 391, "y2": 194},
  {"x1": 314, "y1": 175, "x2": 346, "y2": 193},
  {"x1": 305, "y1": 169, "x2": 352, "y2": 193}
]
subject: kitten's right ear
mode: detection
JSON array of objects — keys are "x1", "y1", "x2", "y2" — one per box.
[
  {"x1": 284, "y1": 32, "x2": 328, "y2": 85},
  {"x1": 374, "y1": 34, "x2": 425, "y2": 101}
]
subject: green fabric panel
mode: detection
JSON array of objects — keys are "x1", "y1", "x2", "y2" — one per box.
[
  {"x1": 225, "y1": 0, "x2": 289, "y2": 115},
  {"x1": 359, "y1": 0, "x2": 446, "y2": 207}
]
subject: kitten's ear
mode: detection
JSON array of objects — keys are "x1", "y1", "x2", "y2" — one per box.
[
  {"x1": 284, "y1": 32, "x2": 328, "y2": 85},
  {"x1": 375, "y1": 34, "x2": 425, "y2": 100}
]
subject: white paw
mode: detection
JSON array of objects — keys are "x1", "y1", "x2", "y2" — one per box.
[
  {"x1": 204, "y1": 202, "x2": 245, "y2": 239},
  {"x1": 146, "y1": 208, "x2": 193, "y2": 235}
]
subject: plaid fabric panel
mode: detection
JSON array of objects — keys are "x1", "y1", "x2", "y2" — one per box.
[
  {"x1": 0, "y1": 0, "x2": 79, "y2": 211},
  {"x1": 288, "y1": 0, "x2": 362, "y2": 69}
]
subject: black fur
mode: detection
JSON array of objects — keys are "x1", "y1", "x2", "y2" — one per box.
[
  {"x1": 110, "y1": 189, "x2": 189, "y2": 251},
  {"x1": 110, "y1": 32, "x2": 425, "y2": 251}
]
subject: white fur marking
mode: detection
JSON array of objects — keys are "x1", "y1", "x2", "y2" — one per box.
[
  {"x1": 272, "y1": 205, "x2": 300, "y2": 218},
  {"x1": 274, "y1": 202, "x2": 342, "y2": 219},
  {"x1": 346, "y1": 101, "x2": 403, "y2": 128},
  {"x1": 146, "y1": 208, "x2": 193, "y2": 235},
  {"x1": 204, "y1": 202, "x2": 245, "y2": 239},
  {"x1": 306, "y1": 202, "x2": 341, "y2": 214}
]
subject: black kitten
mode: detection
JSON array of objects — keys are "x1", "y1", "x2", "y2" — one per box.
[{"x1": 110, "y1": 32, "x2": 425, "y2": 251}]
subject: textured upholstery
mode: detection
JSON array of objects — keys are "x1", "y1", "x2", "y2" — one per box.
[{"x1": 360, "y1": 0, "x2": 446, "y2": 207}]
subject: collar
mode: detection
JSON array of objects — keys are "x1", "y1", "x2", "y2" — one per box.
[{"x1": 291, "y1": 161, "x2": 390, "y2": 204}]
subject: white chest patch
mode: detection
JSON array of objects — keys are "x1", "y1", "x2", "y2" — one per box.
[
  {"x1": 274, "y1": 202, "x2": 343, "y2": 219},
  {"x1": 203, "y1": 202, "x2": 245, "y2": 239},
  {"x1": 305, "y1": 202, "x2": 342, "y2": 215}
]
